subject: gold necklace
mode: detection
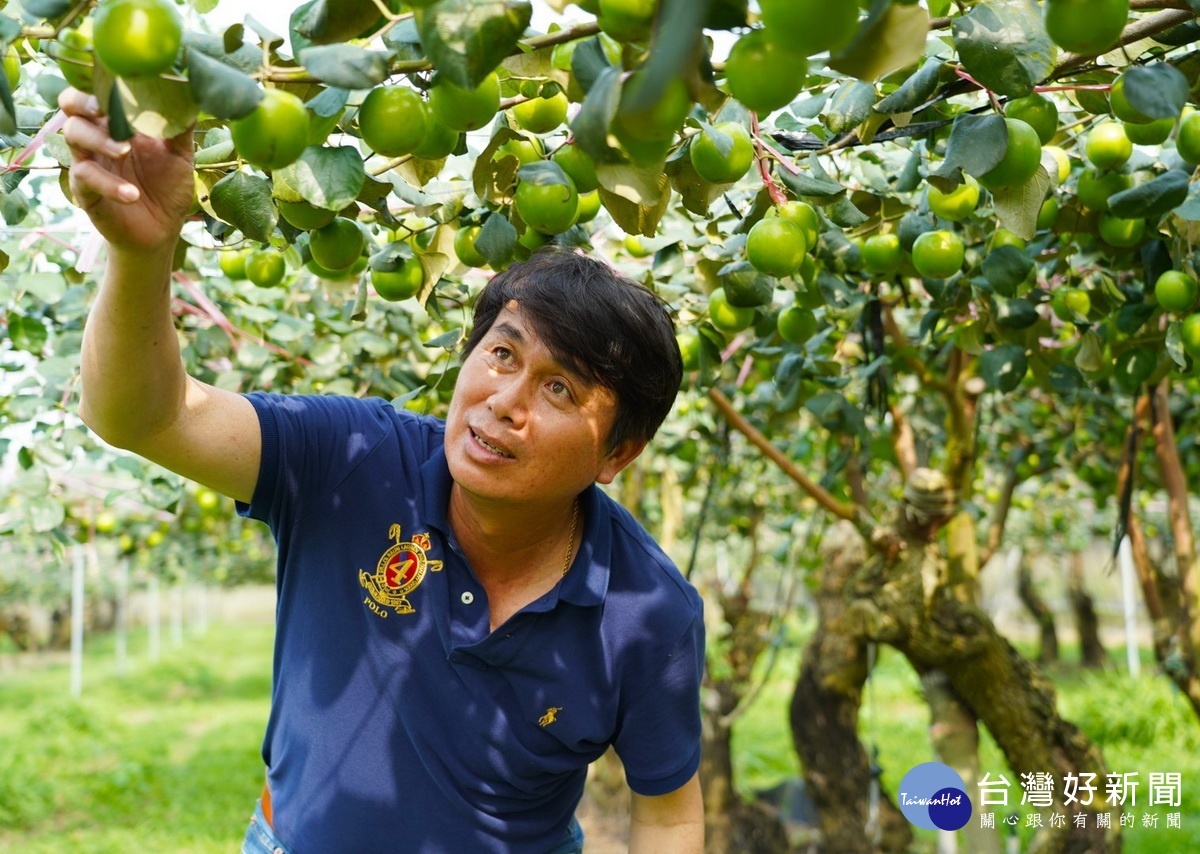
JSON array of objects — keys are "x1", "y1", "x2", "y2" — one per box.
[{"x1": 561, "y1": 499, "x2": 579, "y2": 577}]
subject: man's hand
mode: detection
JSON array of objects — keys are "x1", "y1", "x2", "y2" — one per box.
[
  {"x1": 628, "y1": 771, "x2": 703, "y2": 853},
  {"x1": 59, "y1": 86, "x2": 195, "y2": 255}
]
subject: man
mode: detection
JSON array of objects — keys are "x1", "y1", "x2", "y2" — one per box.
[{"x1": 60, "y1": 86, "x2": 705, "y2": 853}]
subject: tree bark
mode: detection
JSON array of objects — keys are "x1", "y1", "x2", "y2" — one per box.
[
  {"x1": 700, "y1": 513, "x2": 790, "y2": 853},
  {"x1": 1067, "y1": 554, "x2": 1107, "y2": 670},
  {"x1": 790, "y1": 522, "x2": 912, "y2": 854},
  {"x1": 1016, "y1": 553, "x2": 1060, "y2": 665}
]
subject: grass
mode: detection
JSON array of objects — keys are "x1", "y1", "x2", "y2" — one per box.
[
  {"x1": 0, "y1": 622, "x2": 272, "y2": 853},
  {"x1": 732, "y1": 630, "x2": 1200, "y2": 853},
  {"x1": 3, "y1": 615, "x2": 1199, "y2": 852}
]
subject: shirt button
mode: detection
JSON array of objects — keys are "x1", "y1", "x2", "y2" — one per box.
[{"x1": 461, "y1": 591, "x2": 474, "y2": 605}]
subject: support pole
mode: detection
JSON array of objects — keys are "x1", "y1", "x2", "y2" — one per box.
[
  {"x1": 70, "y1": 547, "x2": 85, "y2": 698},
  {"x1": 1118, "y1": 536, "x2": 1141, "y2": 678}
]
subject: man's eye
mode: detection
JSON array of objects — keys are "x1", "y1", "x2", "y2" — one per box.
[
  {"x1": 493, "y1": 346, "x2": 513, "y2": 362},
  {"x1": 549, "y1": 380, "x2": 571, "y2": 399}
]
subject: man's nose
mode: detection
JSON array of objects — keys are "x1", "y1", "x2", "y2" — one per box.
[{"x1": 487, "y1": 374, "x2": 530, "y2": 424}]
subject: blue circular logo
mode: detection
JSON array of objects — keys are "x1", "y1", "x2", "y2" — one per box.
[{"x1": 898, "y1": 762, "x2": 972, "y2": 831}]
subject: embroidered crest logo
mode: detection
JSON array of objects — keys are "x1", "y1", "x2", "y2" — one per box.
[
  {"x1": 538, "y1": 707, "x2": 563, "y2": 727},
  {"x1": 359, "y1": 523, "x2": 443, "y2": 617}
]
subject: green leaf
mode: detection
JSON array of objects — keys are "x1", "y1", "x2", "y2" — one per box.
[
  {"x1": 595, "y1": 162, "x2": 668, "y2": 207},
  {"x1": 106, "y1": 85, "x2": 133, "y2": 143},
  {"x1": 979, "y1": 344, "x2": 1028, "y2": 392},
  {"x1": 273, "y1": 146, "x2": 366, "y2": 212},
  {"x1": 1115, "y1": 302, "x2": 1155, "y2": 335},
  {"x1": 1166, "y1": 320, "x2": 1188, "y2": 368},
  {"x1": 778, "y1": 154, "x2": 843, "y2": 198},
  {"x1": 1107, "y1": 170, "x2": 1190, "y2": 219},
  {"x1": 22, "y1": 0, "x2": 72, "y2": 18},
  {"x1": 210, "y1": 171, "x2": 277, "y2": 244},
  {"x1": 290, "y1": 0, "x2": 386, "y2": 45},
  {"x1": 874, "y1": 57, "x2": 943, "y2": 116},
  {"x1": 1173, "y1": 179, "x2": 1200, "y2": 221},
  {"x1": 1075, "y1": 329, "x2": 1104, "y2": 372},
  {"x1": 991, "y1": 166, "x2": 1051, "y2": 240},
  {"x1": 619, "y1": 0, "x2": 705, "y2": 117},
  {"x1": 381, "y1": 18, "x2": 427, "y2": 63},
  {"x1": 7, "y1": 314, "x2": 47, "y2": 353},
  {"x1": 569, "y1": 37, "x2": 615, "y2": 97},
  {"x1": 186, "y1": 50, "x2": 263, "y2": 121},
  {"x1": 300, "y1": 44, "x2": 390, "y2": 90},
  {"x1": 1122, "y1": 64, "x2": 1190, "y2": 120},
  {"x1": 982, "y1": 245, "x2": 1034, "y2": 297},
  {"x1": 414, "y1": 0, "x2": 534, "y2": 90},
  {"x1": 829, "y1": 2, "x2": 929, "y2": 82},
  {"x1": 0, "y1": 58, "x2": 15, "y2": 137},
  {"x1": 931, "y1": 114, "x2": 1008, "y2": 188},
  {"x1": 93, "y1": 69, "x2": 198, "y2": 141},
  {"x1": 476, "y1": 213, "x2": 518, "y2": 266},
  {"x1": 825, "y1": 196, "x2": 870, "y2": 228},
  {"x1": 571, "y1": 66, "x2": 622, "y2": 164},
  {"x1": 952, "y1": 0, "x2": 1056, "y2": 99},
  {"x1": 19, "y1": 272, "x2": 66, "y2": 303},
  {"x1": 1047, "y1": 363, "x2": 1083, "y2": 393},
  {"x1": 185, "y1": 32, "x2": 264, "y2": 75},
  {"x1": 823, "y1": 81, "x2": 876, "y2": 135},
  {"x1": 718, "y1": 261, "x2": 773, "y2": 308},
  {"x1": 993, "y1": 297, "x2": 1038, "y2": 329},
  {"x1": 598, "y1": 170, "x2": 672, "y2": 237}
]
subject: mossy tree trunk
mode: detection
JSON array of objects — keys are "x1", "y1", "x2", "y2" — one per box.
[
  {"x1": 789, "y1": 522, "x2": 911, "y2": 854},
  {"x1": 1016, "y1": 551, "x2": 1060, "y2": 665},
  {"x1": 1067, "y1": 553, "x2": 1107, "y2": 670}
]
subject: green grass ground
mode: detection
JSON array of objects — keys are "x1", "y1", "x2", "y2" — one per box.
[
  {"x1": 3, "y1": 618, "x2": 1199, "y2": 852},
  {"x1": 0, "y1": 623, "x2": 272, "y2": 853}
]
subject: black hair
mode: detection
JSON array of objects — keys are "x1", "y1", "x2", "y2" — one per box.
[{"x1": 463, "y1": 248, "x2": 682, "y2": 450}]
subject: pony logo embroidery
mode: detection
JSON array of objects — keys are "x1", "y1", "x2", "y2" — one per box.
[
  {"x1": 538, "y1": 707, "x2": 563, "y2": 727},
  {"x1": 359, "y1": 523, "x2": 443, "y2": 617}
]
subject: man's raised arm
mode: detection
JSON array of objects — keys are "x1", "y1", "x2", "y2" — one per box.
[{"x1": 61, "y1": 87, "x2": 261, "y2": 503}]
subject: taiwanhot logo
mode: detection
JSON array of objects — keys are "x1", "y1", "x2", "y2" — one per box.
[{"x1": 898, "y1": 762, "x2": 973, "y2": 831}]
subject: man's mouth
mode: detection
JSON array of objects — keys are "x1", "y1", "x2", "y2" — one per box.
[{"x1": 471, "y1": 428, "x2": 515, "y2": 459}]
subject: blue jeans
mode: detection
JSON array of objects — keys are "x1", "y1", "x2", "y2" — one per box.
[
  {"x1": 241, "y1": 801, "x2": 585, "y2": 853},
  {"x1": 241, "y1": 800, "x2": 290, "y2": 854}
]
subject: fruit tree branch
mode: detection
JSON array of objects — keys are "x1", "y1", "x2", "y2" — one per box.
[{"x1": 707, "y1": 387, "x2": 863, "y2": 526}]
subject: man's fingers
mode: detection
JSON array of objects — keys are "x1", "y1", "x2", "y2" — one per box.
[
  {"x1": 70, "y1": 158, "x2": 141, "y2": 205},
  {"x1": 57, "y1": 86, "x2": 102, "y2": 119},
  {"x1": 62, "y1": 114, "x2": 132, "y2": 161}
]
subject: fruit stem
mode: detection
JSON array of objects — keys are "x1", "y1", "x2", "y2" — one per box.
[
  {"x1": 954, "y1": 66, "x2": 1003, "y2": 114},
  {"x1": 750, "y1": 111, "x2": 789, "y2": 207}
]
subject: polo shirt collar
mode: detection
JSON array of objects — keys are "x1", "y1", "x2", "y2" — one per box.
[{"x1": 419, "y1": 447, "x2": 610, "y2": 609}]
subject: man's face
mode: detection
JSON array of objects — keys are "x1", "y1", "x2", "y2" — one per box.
[{"x1": 445, "y1": 303, "x2": 643, "y2": 509}]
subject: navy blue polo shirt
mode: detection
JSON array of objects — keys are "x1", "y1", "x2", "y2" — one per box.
[{"x1": 237, "y1": 392, "x2": 704, "y2": 853}]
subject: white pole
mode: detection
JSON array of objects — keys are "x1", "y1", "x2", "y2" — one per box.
[
  {"x1": 1118, "y1": 536, "x2": 1141, "y2": 678},
  {"x1": 197, "y1": 583, "x2": 209, "y2": 634},
  {"x1": 115, "y1": 560, "x2": 129, "y2": 676},
  {"x1": 70, "y1": 547, "x2": 85, "y2": 698},
  {"x1": 148, "y1": 575, "x2": 161, "y2": 661},
  {"x1": 171, "y1": 585, "x2": 184, "y2": 646}
]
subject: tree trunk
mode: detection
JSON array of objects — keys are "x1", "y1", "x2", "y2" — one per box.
[
  {"x1": 790, "y1": 522, "x2": 912, "y2": 854},
  {"x1": 1147, "y1": 381, "x2": 1200, "y2": 718},
  {"x1": 1067, "y1": 554, "x2": 1107, "y2": 670},
  {"x1": 923, "y1": 670, "x2": 1002, "y2": 854},
  {"x1": 846, "y1": 537, "x2": 1120, "y2": 854},
  {"x1": 699, "y1": 515, "x2": 790, "y2": 853},
  {"x1": 1016, "y1": 554, "x2": 1060, "y2": 665},
  {"x1": 702, "y1": 681, "x2": 790, "y2": 854}
]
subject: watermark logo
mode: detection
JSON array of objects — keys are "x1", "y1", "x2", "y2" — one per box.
[{"x1": 899, "y1": 762, "x2": 973, "y2": 831}]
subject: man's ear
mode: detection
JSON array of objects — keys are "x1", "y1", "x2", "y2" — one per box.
[{"x1": 596, "y1": 438, "x2": 647, "y2": 485}]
